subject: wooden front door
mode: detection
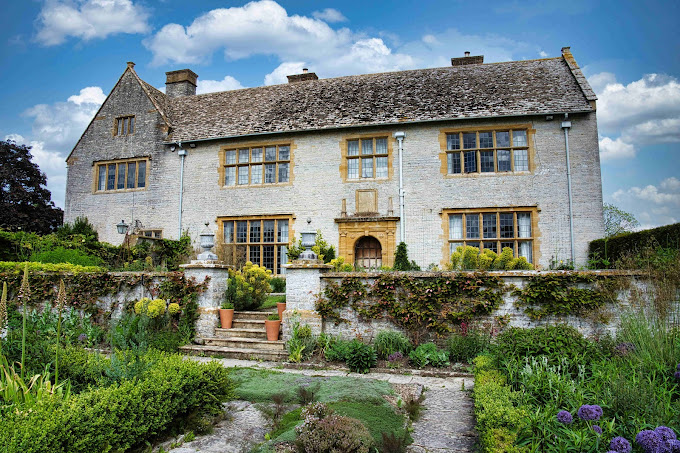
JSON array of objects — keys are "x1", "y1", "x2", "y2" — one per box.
[{"x1": 355, "y1": 236, "x2": 382, "y2": 269}]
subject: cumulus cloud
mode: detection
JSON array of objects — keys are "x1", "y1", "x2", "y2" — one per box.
[
  {"x1": 539, "y1": 50, "x2": 548, "y2": 58},
  {"x1": 144, "y1": 1, "x2": 537, "y2": 85},
  {"x1": 611, "y1": 177, "x2": 680, "y2": 228},
  {"x1": 196, "y1": 75, "x2": 245, "y2": 94},
  {"x1": 590, "y1": 72, "x2": 680, "y2": 147},
  {"x1": 598, "y1": 136, "x2": 636, "y2": 161},
  {"x1": 5, "y1": 86, "x2": 106, "y2": 208},
  {"x1": 311, "y1": 8, "x2": 347, "y2": 23}
]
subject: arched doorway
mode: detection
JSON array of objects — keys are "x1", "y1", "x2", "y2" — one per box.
[{"x1": 355, "y1": 236, "x2": 382, "y2": 269}]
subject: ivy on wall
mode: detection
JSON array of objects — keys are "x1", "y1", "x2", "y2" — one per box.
[
  {"x1": 511, "y1": 273, "x2": 625, "y2": 321},
  {"x1": 316, "y1": 272, "x2": 506, "y2": 341}
]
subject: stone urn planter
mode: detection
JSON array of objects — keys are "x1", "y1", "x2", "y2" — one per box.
[
  {"x1": 276, "y1": 302, "x2": 287, "y2": 322},
  {"x1": 265, "y1": 314, "x2": 281, "y2": 341},
  {"x1": 219, "y1": 303, "x2": 234, "y2": 329}
]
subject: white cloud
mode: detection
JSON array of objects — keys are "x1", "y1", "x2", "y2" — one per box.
[
  {"x1": 311, "y1": 8, "x2": 347, "y2": 23},
  {"x1": 6, "y1": 86, "x2": 106, "y2": 208},
  {"x1": 36, "y1": 0, "x2": 150, "y2": 46},
  {"x1": 539, "y1": 50, "x2": 548, "y2": 58},
  {"x1": 598, "y1": 136, "x2": 636, "y2": 161},
  {"x1": 660, "y1": 177, "x2": 680, "y2": 192},
  {"x1": 590, "y1": 72, "x2": 680, "y2": 147},
  {"x1": 611, "y1": 179, "x2": 680, "y2": 229},
  {"x1": 264, "y1": 62, "x2": 305, "y2": 86},
  {"x1": 196, "y1": 75, "x2": 245, "y2": 94}
]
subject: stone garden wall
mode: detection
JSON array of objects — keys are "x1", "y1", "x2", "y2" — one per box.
[{"x1": 282, "y1": 264, "x2": 655, "y2": 342}]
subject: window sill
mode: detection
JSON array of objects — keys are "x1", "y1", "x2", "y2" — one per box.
[
  {"x1": 221, "y1": 182, "x2": 293, "y2": 189},
  {"x1": 95, "y1": 188, "x2": 147, "y2": 194},
  {"x1": 344, "y1": 177, "x2": 391, "y2": 183},
  {"x1": 442, "y1": 171, "x2": 531, "y2": 178}
]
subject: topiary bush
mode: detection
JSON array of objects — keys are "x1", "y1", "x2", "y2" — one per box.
[{"x1": 30, "y1": 247, "x2": 103, "y2": 267}]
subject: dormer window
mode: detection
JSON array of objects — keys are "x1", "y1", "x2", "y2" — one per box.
[{"x1": 115, "y1": 116, "x2": 135, "y2": 136}]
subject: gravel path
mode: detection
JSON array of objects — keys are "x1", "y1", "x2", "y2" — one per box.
[{"x1": 157, "y1": 357, "x2": 477, "y2": 453}]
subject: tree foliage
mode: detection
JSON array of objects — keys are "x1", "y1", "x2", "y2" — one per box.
[
  {"x1": 603, "y1": 203, "x2": 639, "y2": 237},
  {"x1": 0, "y1": 140, "x2": 63, "y2": 234}
]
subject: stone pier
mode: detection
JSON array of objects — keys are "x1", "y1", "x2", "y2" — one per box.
[
  {"x1": 281, "y1": 260, "x2": 331, "y2": 341},
  {"x1": 180, "y1": 262, "x2": 231, "y2": 341}
]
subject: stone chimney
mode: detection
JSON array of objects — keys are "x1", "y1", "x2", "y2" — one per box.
[
  {"x1": 451, "y1": 53, "x2": 484, "y2": 66},
  {"x1": 287, "y1": 68, "x2": 319, "y2": 83},
  {"x1": 165, "y1": 69, "x2": 198, "y2": 97}
]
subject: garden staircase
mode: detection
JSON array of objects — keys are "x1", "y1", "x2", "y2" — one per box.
[{"x1": 180, "y1": 310, "x2": 287, "y2": 361}]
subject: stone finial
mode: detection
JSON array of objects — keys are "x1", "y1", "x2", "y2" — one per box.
[{"x1": 127, "y1": 62, "x2": 136, "y2": 69}]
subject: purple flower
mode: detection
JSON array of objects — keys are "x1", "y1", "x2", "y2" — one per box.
[
  {"x1": 577, "y1": 404, "x2": 603, "y2": 421},
  {"x1": 592, "y1": 425, "x2": 602, "y2": 435},
  {"x1": 677, "y1": 363, "x2": 680, "y2": 371},
  {"x1": 655, "y1": 426, "x2": 678, "y2": 442},
  {"x1": 78, "y1": 333, "x2": 88, "y2": 343},
  {"x1": 667, "y1": 439, "x2": 680, "y2": 453},
  {"x1": 636, "y1": 430, "x2": 662, "y2": 453},
  {"x1": 556, "y1": 410, "x2": 573, "y2": 425},
  {"x1": 610, "y1": 436, "x2": 632, "y2": 453},
  {"x1": 674, "y1": 371, "x2": 680, "y2": 381},
  {"x1": 388, "y1": 352, "x2": 403, "y2": 362},
  {"x1": 614, "y1": 342, "x2": 636, "y2": 356}
]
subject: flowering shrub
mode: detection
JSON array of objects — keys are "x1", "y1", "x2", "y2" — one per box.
[
  {"x1": 295, "y1": 402, "x2": 373, "y2": 453},
  {"x1": 636, "y1": 430, "x2": 662, "y2": 453},
  {"x1": 134, "y1": 297, "x2": 151, "y2": 315},
  {"x1": 556, "y1": 410, "x2": 573, "y2": 425},
  {"x1": 609, "y1": 436, "x2": 632, "y2": 453},
  {"x1": 146, "y1": 299, "x2": 166, "y2": 318},
  {"x1": 167, "y1": 303, "x2": 181, "y2": 315},
  {"x1": 577, "y1": 404, "x2": 603, "y2": 421},
  {"x1": 225, "y1": 262, "x2": 272, "y2": 310}
]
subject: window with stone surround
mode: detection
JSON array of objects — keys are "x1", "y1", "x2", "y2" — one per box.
[
  {"x1": 95, "y1": 158, "x2": 147, "y2": 192},
  {"x1": 345, "y1": 137, "x2": 389, "y2": 180},
  {"x1": 223, "y1": 144, "x2": 290, "y2": 186},
  {"x1": 444, "y1": 207, "x2": 537, "y2": 263},
  {"x1": 220, "y1": 216, "x2": 291, "y2": 274},
  {"x1": 114, "y1": 116, "x2": 135, "y2": 136},
  {"x1": 442, "y1": 128, "x2": 530, "y2": 175}
]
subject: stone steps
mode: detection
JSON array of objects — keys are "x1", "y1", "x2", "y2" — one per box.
[
  {"x1": 205, "y1": 336, "x2": 285, "y2": 351},
  {"x1": 180, "y1": 344, "x2": 288, "y2": 361},
  {"x1": 182, "y1": 309, "x2": 286, "y2": 361}
]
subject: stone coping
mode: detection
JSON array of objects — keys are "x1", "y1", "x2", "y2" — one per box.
[
  {"x1": 283, "y1": 261, "x2": 332, "y2": 269},
  {"x1": 180, "y1": 262, "x2": 233, "y2": 269},
  {"x1": 321, "y1": 269, "x2": 647, "y2": 278}
]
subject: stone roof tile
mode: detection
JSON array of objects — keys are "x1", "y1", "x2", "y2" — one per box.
[{"x1": 165, "y1": 57, "x2": 593, "y2": 142}]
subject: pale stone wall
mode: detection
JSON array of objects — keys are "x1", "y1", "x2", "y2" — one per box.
[
  {"x1": 180, "y1": 263, "x2": 230, "y2": 339},
  {"x1": 284, "y1": 267, "x2": 648, "y2": 342},
  {"x1": 67, "y1": 90, "x2": 604, "y2": 268}
]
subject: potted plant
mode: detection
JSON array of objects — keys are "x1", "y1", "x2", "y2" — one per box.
[
  {"x1": 219, "y1": 301, "x2": 234, "y2": 329},
  {"x1": 276, "y1": 297, "x2": 287, "y2": 322},
  {"x1": 265, "y1": 313, "x2": 281, "y2": 341}
]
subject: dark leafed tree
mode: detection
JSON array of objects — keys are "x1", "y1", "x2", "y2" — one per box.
[{"x1": 0, "y1": 140, "x2": 63, "y2": 234}]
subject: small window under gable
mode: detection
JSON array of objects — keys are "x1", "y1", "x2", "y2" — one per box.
[{"x1": 114, "y1": 116, "x2": 135, "y2": 136}]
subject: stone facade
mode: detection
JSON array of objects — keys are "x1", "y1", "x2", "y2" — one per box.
[{"x1": 65, "y1": 50, "x2": 604, "y2": 270}]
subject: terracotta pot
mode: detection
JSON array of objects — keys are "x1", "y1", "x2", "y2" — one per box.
[
  {"x1": 265, "y1": 319, "x2": 281, "y2": 341},
  {"x1": 219, "y1": 308, "x2": 234, "y2": 329},
  {"x1": 277, "y1": 302, "x2": 287, "y2": 322}
]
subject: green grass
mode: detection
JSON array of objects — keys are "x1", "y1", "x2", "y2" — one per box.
[
  {"x1": 232, "y1": 367, "x2": 409, "y2": 450},
  {"x1": 261, "y1": 295, "x2": 285, "y2": 310},
  {"x1": 230, "y1": 368, "x2": 394, "y2": 405}
]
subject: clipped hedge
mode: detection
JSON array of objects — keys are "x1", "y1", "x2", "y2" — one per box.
[
  {"x1": 0, "y1": 353, "x2": 234, "y2": 453},
  {"x1": 473, "y1": 355, "x2": 528, "y2": 453},
  {"x1": 0, "y1": 261, "x2": 104, "y2": 274},
  {"x1": 589, "y1": 222, "x2": 680, "y2": 267}
]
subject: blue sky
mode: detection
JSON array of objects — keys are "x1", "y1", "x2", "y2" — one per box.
[{"x1": 1, "y1": 0, "x2": 678, "y2": 229}]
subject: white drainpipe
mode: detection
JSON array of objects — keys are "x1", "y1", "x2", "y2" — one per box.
[
  {"x1": 177, "y1": 142, "x2": 187, "y2": 238},
  {"x1": 562, "y1": 115, "x2": 575, "y2": 264},
  {"x1": 394, "y1": 131, "x2": 406, "y2": 243}
]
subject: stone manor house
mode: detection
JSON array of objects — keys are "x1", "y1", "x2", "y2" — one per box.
[{"x1": 64, "y1": 47, "x2": 604, "y2": 272}]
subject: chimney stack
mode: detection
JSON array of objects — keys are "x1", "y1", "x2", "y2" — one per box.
[
  {"x1": 165, "y1": 69, "x2": 198, "y2": 97},
  {"x1": 287, "y1": 69, "x2": 319, "y2": 83},
  {"x1": 451, "y1": 53, "x2": 484, "y2": 66}
]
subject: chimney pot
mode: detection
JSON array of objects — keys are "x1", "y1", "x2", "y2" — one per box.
[
  {"x1": 464, "y1": 51, "x2": 470, "y2": 57},
  {"x1": 303, "y1": 68, "x2": 308, "y2": 74}
]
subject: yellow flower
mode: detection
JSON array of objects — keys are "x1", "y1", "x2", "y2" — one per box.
[
  {"x1": 168, "y1": 303, "x2": 181, "y2": 315},
  {"x1": 134, "y1": 297, "x2": 152, "y2": 315},
  {"x1": 147, "y1": 299, "x2": 166, "y2": 318}
]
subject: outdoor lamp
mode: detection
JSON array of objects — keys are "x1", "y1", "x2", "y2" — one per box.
[{"x1": 116, "y1": 220, "x2": 129, "y2": 235}]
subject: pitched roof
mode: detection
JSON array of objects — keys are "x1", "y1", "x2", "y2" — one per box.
[{"x1": 164, "y1": 55, "x2": 595, "y2": 142}]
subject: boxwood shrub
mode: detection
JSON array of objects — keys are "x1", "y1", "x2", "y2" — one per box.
[
  {"x1": 588, "y1": 222, "x2": 680, "y2": 267},
  {"x1": 0, "y1": 353, "x2": 234, "y2": 453}
]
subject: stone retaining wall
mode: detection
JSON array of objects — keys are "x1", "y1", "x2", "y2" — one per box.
[{"x1": 283, "y1": 266, "x2": 657, "y2": 341}]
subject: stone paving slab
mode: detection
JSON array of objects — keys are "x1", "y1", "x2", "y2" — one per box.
[{"x1": 177, "y1": 357, "x2": 477, "y2": 453}]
